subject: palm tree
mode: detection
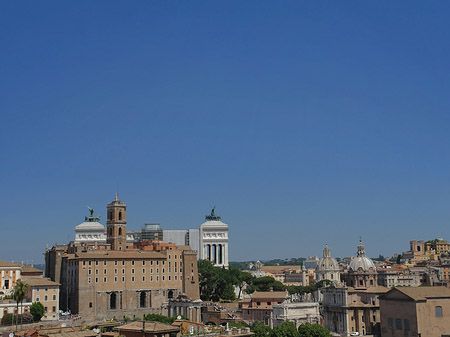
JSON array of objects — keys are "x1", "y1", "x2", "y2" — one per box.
[{"x1": 13, "y1": 280, "x2": 29, "y2": 331}]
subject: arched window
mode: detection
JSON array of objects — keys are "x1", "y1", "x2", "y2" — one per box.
[
  {"x1": 119, "y1": 211, "x2": 122, "y2": 220},
  {"x1": 168, "y1": 290, "x2": 174, "y2": 299},
  {"x1": 119, "y1": 227, "x2": 122, "y2": 236},
  {"x1": 436, "y1": 306, "x2": 443, "y2": 317}
]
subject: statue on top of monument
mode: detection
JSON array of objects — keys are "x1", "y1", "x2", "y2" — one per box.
[{"x1": 85, "y1": 206, "x2": 100, "y2": 222}]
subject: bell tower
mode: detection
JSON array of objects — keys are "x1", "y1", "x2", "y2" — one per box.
[{"x1": 106, "y1": 193, "x2": 127, "y2": 250}]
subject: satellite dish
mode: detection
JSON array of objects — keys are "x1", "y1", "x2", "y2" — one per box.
[
  {"x1": 61, "y1": 323, "x2": 67, "y2": 327},
  {"x1": 177, "y1": 315, "x2": 182, "y2": 320}
]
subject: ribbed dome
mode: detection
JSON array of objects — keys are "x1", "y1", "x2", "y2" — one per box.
[
  {"x1": 349, "y1": 240, "x2": 376, "y2": 272},
  {"x1": 316, "y1": 245, "x2": 339, "y2": 272}
]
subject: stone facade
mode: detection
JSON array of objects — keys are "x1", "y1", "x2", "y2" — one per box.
[
  {"x1": 322, "y1": 283, "x2": 388, "y2": 336},
  {"x1": 272, "y1": 301, "x2": 320, "y2": 328},
  {"x1": 23, "y1": 276, "x2": 60, "y2": 321},
  {"x1": 46, "y1": 194, "x2": 200, "y2": 321},
  {"x1": 380, "y1": 286, "x2": 450, "y2": 337},
  {"x1": 240, "y1": 291, "x2": 288, "y2": 326},
  {"x1": 0, "y1": 260, "x2": 21, "y2": 297}
]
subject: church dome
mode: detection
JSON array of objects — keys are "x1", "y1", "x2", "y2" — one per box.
[
  {"x1": 349, "y1": 240, "x2": 376, "y2": 272},
  {"x1": 316, "y1": 245, "x2": 339, "y2": 272}
]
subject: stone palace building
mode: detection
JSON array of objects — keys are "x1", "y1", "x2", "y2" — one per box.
[{"x1": 45, "y1": 194, "x2": 200, "y2": 320}]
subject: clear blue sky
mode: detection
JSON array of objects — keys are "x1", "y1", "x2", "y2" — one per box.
[{"x1": 1, "y1": 1, "x2": 450, "y2": 264}]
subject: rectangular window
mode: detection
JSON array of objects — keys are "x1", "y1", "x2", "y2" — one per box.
[
  {"x1": 404, "y1": 319, "x2": 410, "y2": 331},
  {"x1": 88, "y1": 278, "x2": 91, "y2": 284},
  {"x1": 104, "y1": 277, "x2": 107, "y2": 283},
  {"x1": 131, "y1": 276, "x2": 135, "y2": 282},
  {"x1": 95, "y1": 269, "x2": 98, "y2": 275},
  {"x1": 83, "y1": 261, "x2": 86, "y2": 266},
  {"x1": 143, "y1": 276, "x2": 145, "y2": 282},
  {"x1": 89, "y1": 261, "x2": 92, "y2": 266},
  {"x1": 395, "y1": 318, "x2": 402, "y2": 330},
  {"x1": 151, "y1": 276, "x2": 153, "y2": 282},
  {"x1": 168, "y1": 276, "x2": 171, "y2": 281},
  {"x1": 95, "y1": 261, "x2": 99, "y2": 266},
  {"x1": 44, "y1": 295, "x2": 48, "y2": 301},
  {"x1": 151, "y1": 261, "x2": 153, "y2": 266},
  {"x1": 132, "y1": 268, "x2": 135, "y2": 274},
  {"x1": 122, "y1": 260, "x2": 125, "y2": 266},
  {"x1": 104, "y1": 261, "x2": 107, "y2": 266},
  {"x1": 388, "y1": 318, "x2": 393, "y2": 329},
  {"x1": 142, "y1": 261, "x2": 145, "y2": 266},
  {"x1": 142, "y1": 269, "x2": 145, "y2": 274},
  {"x1": 88, "y1": 269, "x2": 92, "y2": 275},
  {"x1": 132, "y1": 261, "x2": 135, "y2": 266},
  {"x1": 104, "y1": 269, "x2": 107, "y2": 275},
  {"x1": 52, "y1": 306, "x2": 56, "y2": 312},
  {"x1": 122, "y1": 269, "x2": 125, "y2": 274},
  {"x1": 114, "y1": 277, "x2": 118, "y2": 283},
  {"x1": 115, "y1": 261, "x2": 118, "y2": 266},
  {"x1": 44, "y1": 307, "x2": 48, "y2": 313},
  {"x1": 150, "y1": 268, "x2": 153, "y2": 274},
  {"x1": 53, "y1": 295, "x2": 56, "y2": 300},
  {"x1": 122, "y1": 276, "x2": 125, "y2": 283},
  {"x1": 95, "y1": 277, "x2": 98, "y2": 283},
  {"x1": 114, "y1": 269, "x2": 118, "y2": 275}
]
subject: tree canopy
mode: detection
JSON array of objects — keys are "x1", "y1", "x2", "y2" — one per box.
[
  {"x1": 298, "y1": 323, "x2": 332, "y2": 337},
  {"x1": 198, "y1": 260, "x2": 330, "y2": 301},
  {"x1": 30, "y1": 302, "x2": 44, "y2": 322}
]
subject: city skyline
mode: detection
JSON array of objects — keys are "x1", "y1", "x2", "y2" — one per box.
[{"x1": 2, "y1": 1, "x2": 450, "y2": 263}]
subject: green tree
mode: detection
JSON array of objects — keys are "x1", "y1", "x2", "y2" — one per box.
[
  {"x1": 271, "y1": 322, "x2": 299, "y2": 337},
  {"x1": 144, "y1": 314, "x2": 172, "y2": 324},
  {"x1": 13, "y1": 280, "x2": 29, "y2": 330},
  {"x1": 298, "y1": 323, "x2": 332, "y2": 337},
  {"x1": 246, "y1": 276, "x2": 285, "y2": 294},
  {"x1": 1, "y1": 313, "x2": 15, "y2": 326},
  {"x1": 251, "y1": 321, "x2": 271, "y2": 337},
  {"x1": 30, "y1": 302, "x2": 44, "y2": 322}
]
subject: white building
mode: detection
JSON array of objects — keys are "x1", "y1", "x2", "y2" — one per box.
[
  {"x1": 163, "y1": 208, "x2": 229, "y2": 268},
  {"x1": 272, "y1": 301, "x2": 320, "y2": 328}
]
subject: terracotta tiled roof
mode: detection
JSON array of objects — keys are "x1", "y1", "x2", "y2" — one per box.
[
  {"x1": 260, "y1": 266, "x2": 301, "y2": 273},
  {"x1": 116, "y1": 321, "x2": 179, "y2": 333},
  {"x1": 21, "y1": 266, "x2": 44, "y2": 275},
  {"x1": 0, "y1": 260, "x2": 21, "y2": 268},
  {"x1": 387, "y1": 286, "x2": 450, "y2": 301},
  {"x1": 22, "y1": 276, "x2": 60, "y2": 287},
  {"x1": 251, "y1": 291, "x2": 287, "y2": 299}
]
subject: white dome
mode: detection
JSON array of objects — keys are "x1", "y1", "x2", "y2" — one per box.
[
  {"x1": 316, "y1": 246, "x2": 339, "y2": 272},
  {"x1": 348, "y1": 240, "x2": 376, "y2": 272}
]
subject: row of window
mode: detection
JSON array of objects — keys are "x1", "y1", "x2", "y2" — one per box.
[
  {"x1": 388, "y1": 318, "x2": 411, "y2": 331},
  {"x1": 36, "y1": 295, "x2": 57, "y2": 301},
  {"x1": 87, "y1": 267, "x2": 182, "y2": 276},
  {"x1": 87, "y1": 275, "x2": 183, "y2": 284},
  {"x1": 82, "y1": 257, "x2": 182, "y2": 267}
]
